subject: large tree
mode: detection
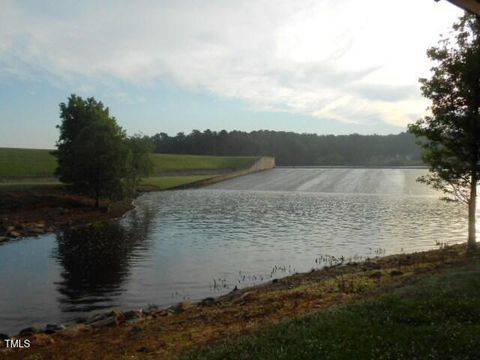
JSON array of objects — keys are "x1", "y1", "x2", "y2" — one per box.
[
  {"x1": 72, "y1": 118, "x2": 129, "y2": 208},
  {"x1": 54, "y1": 95, "x2": 151, "y2": 207},
  {"x1": 409, "y1": 13, "x2": 480, "y2": 253},
  {"x1": 54, "y1": 95, "x2": 113, "y2": 183}
]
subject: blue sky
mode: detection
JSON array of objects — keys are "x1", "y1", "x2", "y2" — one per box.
[{"x1": 0, "y1": 0, "x2": 462, "y2": 149}]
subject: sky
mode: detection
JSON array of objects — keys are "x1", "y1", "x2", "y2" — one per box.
[{"x1": 0, "y1": 0, "x2": 463, "y2": 149}]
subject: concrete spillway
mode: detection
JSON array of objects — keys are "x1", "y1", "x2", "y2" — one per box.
[{"x1": 205, "y1": 167, "x2": 436, "y2": 196}]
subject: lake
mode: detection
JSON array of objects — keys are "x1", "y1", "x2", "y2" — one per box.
[{"x1": 0, "y1": 168, "x2": 468, "y2": 334}]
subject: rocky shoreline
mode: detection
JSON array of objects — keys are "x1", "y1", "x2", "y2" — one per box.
[
  {"x1": 0, "y1": 189, "x2": 134, "y2": 243},
  {"x1": 0, "y1": 243, "x2": 470, "y2": 359},
  {"x1": 1, "y1": 292, "x2": 219, "y2": 349}
]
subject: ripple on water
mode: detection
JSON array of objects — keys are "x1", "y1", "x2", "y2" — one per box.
[{"x1": 0, "y1": 169, "x2": 471, "y2": 334}]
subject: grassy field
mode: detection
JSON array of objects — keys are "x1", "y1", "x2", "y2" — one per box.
[
  {"x1": 0, "y1": 180, "x2": 62, "y2": 192},
  {"x1": 0, "y1": 148, "x2": 57, "y2": 177},
  {"x1": 179, "y1": 262, "x2": 480, "y2": 360},
  {"x1": 0, "y1": 148, "x2": 256, "y2": 176},
  {"x1": 150, "y1": 154, "x2": 257, "y2": 173},
  {"x1": 0, "y1": 148, "x2": 257, "y2": 190}
]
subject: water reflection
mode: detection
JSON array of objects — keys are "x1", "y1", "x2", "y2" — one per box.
[
  {"x1": 0, "y1": 169, "x2": 473, "y2": 334},
  {"x1": 52, "y1": 207, "x2": 155, "y2": 312}
]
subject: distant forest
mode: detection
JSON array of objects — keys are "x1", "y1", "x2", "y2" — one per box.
[{"x1": 149, "y1": 130, "x2": 423, "y2": 166}]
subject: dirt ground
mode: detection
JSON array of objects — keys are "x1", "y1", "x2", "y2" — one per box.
[{"x1": 0, "y1": 187, "x2": 133, "y2": 240}]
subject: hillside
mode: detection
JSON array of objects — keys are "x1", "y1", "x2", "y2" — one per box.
[{"x1": 0, "y1": 148, "x2": 258, "y2": 190}]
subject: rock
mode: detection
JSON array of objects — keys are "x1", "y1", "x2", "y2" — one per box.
[
  {"x1": 59, "y1": 324, "x2": 90, "y2": 337},
  {"x1": 199, "y1": 297, "x2": 216, "y2": 307},
  {"x1": 18, "y1": 326, "x2": 39, "y2": 337},
  {"x1": 143, "y1": 305, "x2": 159, "y2": 315},
  {"x1": 154, "y1": 310, "x2": 171, "y2": 317},
  {"x1": 124, "y1": 310, "x2": 143, "y2": 321},
  {"x1": 89, "y1": 316, "x2": 117, "y2": 328},
  {"x1": 8, "y1": 231, "x2": 21, "y2": 238},
  {"x1": 45, "y1": 324, "x2": 66, "y2": 334},
  {"x1": 31, "y1": 228, "x2": 45, "y2": 235},
  {"x1": 0, "y1": 237, "x2": 8, "y2": 242},
  {"x1": 272, "y1": 279, "x2": 279, "y2": 284},
  {"x1": 0, "y1": 333, "x2": 9, "y2": 347},
  {"x1": 29, "y1": 333, "x2": 55, "y2": 347},
  {"x1": 6, "y1": 226, "x2": 15, "y2": 232},
  {"x1": 170, "y1": 301, "x2": 193, "y2": 313},
  {"x1": 88, "y1": 310, "x2": 125, "y2": 328},
  {"x1": 369, "y1": 271, "x2": 382, "y2": 280},
  {"x1": 108, "y1": 310, "x2": 125, "y2": 324},
  {"x1": 86, "y1": 313, "x2": 108, "y2": 324},
  {"x1": 389, "y1": 270, "x2": 404, "y2": 277}
]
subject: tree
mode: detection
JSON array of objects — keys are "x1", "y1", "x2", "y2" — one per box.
[
  {"x1": 72, "y1": 119, "x2": 129, "y2": 208},
  {"x1": 54, "y1": 95, "x2": 113, "y2": 183},
  {"x1": 55, "y1": 95, "x2": 135, "y2": 207},
  {"x1": 408, "y1": 13, "x2": 480, "y2": 253},
  {"x1": 125, "y1": 134, "x2": 154, "y2": 195}
]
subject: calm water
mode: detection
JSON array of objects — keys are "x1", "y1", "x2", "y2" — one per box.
[{"x1": 0, "y1": 168, "x2": 468, "y2": 334}]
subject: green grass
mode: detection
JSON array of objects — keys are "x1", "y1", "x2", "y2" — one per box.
[
  {"x1": 0, "y1": 180, "x2": 62, "y2": 192},
  {"x1": 141, "y1": 175, "x2": 215, "y2": 190},
  {"x1": 0, "y1": 148, "x2": 57, "y2": 177},
  {"x1": 150, "y1": 154, "x2": 257, "y2": 173},
  {"x1": 179, "y1": 263, "x2": 480, "y2": 360},
  {"x1": 0, "y1": 148, "x2": 257, "y2": 178}
]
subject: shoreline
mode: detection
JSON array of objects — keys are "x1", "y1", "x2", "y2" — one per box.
[
  {"x1": 0, "y1": 187, "x2": 135, "y2": 242},
  {"x1": 0, "y1": 242, "x2": 472, "y2": 359},
  {"x1": 0, "y1": 157, "x2": 275, "y2": 243}
]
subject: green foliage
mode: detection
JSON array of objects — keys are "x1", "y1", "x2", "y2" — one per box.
[
  {"x1": 178, "y1": 263, "x2": 480, "y2": 360},
  {"x1": 124, "y1": 134, "x2": 154, "y2": 195},
  {"x1": 55, "y1": 95, "x2": 118, "y2": 183},
  {"x1": 408, "y1": 14, "x2": 480, "y2": 204},
  {"x1": 408, "y1": 14, "x2": 480, "y2": 249},
  {"x1": 54, "y1": 95, "x2": 135, "y2": 206},
  {"x1": 151, "y1": 131, "x2": 422, "y2": 166},
  {"x1": 71, "y1": 117, "x2": 130, "y2": 205},
  {"x1": 0, "y1": 148, "x2": 56, "y2": 177}
]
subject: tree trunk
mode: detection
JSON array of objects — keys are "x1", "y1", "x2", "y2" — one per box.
[
  {"x1": 95, "y1": 180, "x2": 100, "y2": 209},
  {"x1": 468, "y1": 172, "x2": 477, "y2": 254}
]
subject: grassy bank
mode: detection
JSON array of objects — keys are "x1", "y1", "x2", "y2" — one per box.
[
  {"x1": 150, "y1": 154, "x2": 257, "y2": 173},
  {"x1": 0, "y1": 148, "x2": 257, "y2": 191},
  {"x1": 141, "y1": 175, "x2": 214, "y2": 190},
  {"x1": 180, "y1": 258, "x2": 480, "y2": 360},
  {"x1": 0, "y1": 148, "x2": 57, "y2": 177},
  {"x1": 0, "y1": 148, "x2": 257, "y2": 177},
  {"x1": 2, "y1": 244, "x2": 475, "y2": 360}
]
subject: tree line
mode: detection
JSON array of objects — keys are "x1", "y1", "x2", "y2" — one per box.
[{"x1": 150, "y1": 130, "x2": 422, "y2": 166}]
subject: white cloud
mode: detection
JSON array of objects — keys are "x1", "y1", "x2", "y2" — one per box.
[{"x1": 0, "y1": 0, "x2": 462, "y2": 127}]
